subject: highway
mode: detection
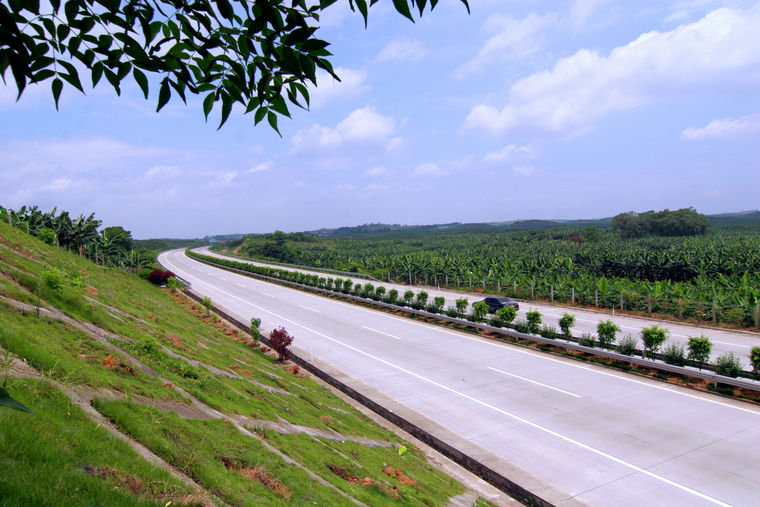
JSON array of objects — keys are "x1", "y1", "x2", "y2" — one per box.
[
  {"x1": 195, "y1": 247, "x2": 759, "y2": 368},
  {"x1": 161, "y1": 248, "x2": 760, "y2": 506}
]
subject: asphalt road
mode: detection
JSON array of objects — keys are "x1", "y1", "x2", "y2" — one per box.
[
  {"x1": 161, "y1": 249, "x2": 760, "y2": 506},
  {"x1": 195, "y1": 247, "x2": 760, "y2": 368}
]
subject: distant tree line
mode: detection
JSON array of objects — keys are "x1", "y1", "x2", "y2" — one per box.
[
  {"x1": 611, "y1": 208, "x2": 708, "y2": 238},
  {"x1": 0, "y1": 205, "x2": 152, "y2": 269}
]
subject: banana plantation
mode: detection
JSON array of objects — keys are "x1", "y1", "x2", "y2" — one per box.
[{"x1": 225, "y1": 227, "x2": 760, "y2": 328}]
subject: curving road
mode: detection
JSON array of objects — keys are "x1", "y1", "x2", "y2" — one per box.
[
  {"x1": 160, "y1": 248, "x2": 760, "y2": 506},
  {"x1": 195, "y1": 247, "x2": 759, "y2": 368}
]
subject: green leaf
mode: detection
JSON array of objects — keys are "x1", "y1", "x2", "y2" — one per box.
[
  {"x1": 156, "y1": 79, "x2": 170, "y2": 112},
  {"x1": 64, "y1": 0, "x2": 78, "y2": 23},
  {"x1": 133, "y1": 67, "x2": 148, "y2": 98},
  {"x1": 269, "y1": 95, "x2": 290, "y2": 117},
  {"x1": 254, "y1": 106, "x2": 267, "y2": 125},
  {"x1": 216, "y1": 0, "x2": 234, "y2": 20},
  {"x1": 267, "y1": 110, "x2": 280, "y2": 135},
  {"x1": 217, "y1": 94, "x2": 232, "y2": 129},
  {"x1": 51, "y1": 77, "x2": 62, "y2": 110},
  {"x1": 0, "y1": 387, "x2": 33, "y2": 413},
  {"x1": 91, "y1": 61, "x2": 103, "y2": 87},
  {"x1": 202, "y1": 92, "x2": 215, "y2": 120},
  {"x1": 392, "y1": 0, "x2": 414, "y2": 22}
]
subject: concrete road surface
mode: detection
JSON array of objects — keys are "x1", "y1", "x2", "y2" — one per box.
[
  {"x1": 161, "y1": 249, "x2": 760, "y2": 506},
  {"x1": 195, "y1": 247, "x2": 759, "y2": 368}
]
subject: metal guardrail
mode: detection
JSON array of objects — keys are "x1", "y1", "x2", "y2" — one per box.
[{"x1": 187, "y1": 252, "x2": 760, "y2": 393}]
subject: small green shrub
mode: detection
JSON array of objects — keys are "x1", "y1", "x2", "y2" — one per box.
[
  {"x1": 374, "y1": 286, "x2": 386, "y2": 301},
  {"x1": 641, "y1": 325, "x2": 668, "y2": 359},
  {"x1": 596, "y1": 320, "x2": 620, "y2": 349},
  {"x1": 455, "y1": 298, "x2": 468, "y2": 318},
  {"x1": 750, "y1": 346, "x2": 760, "y2": 379},
  {"x1": 36, "y1": 227, "x2": 56, "y2": 245},
  {"x1": 445, "y1": 307, "x2": 459, "y2": 318},
  {"x1": 687, "y1": 335, "x2": 712, "y2": 370},
  {"x1": 166, "y1": 276, "x2": 183, "y2": 292},
  {"x1": 386, "y1": 289, "x2": 399, "y2": 304},
  {"x1": 362, "y1": 283, "x2": 375, "y2": 298},
  {"x1": 513, "y1": 320, "x2": 530, "y2": 334},
  {"x1": 403, "y1": 290, "x2": 415, "y2": 305},
  {"x1": 472, "y1": 301, "x2": 489, "y2": 322},
  {"x1": 42, "y1": 268, "x2": 66, "y2": 295},
  {"x1": 540, "y1": 325, "x2": 559, "y2": 339},
  {"x1": 525, "y1": 310, "x2": 542, "y2": 334},
  {"x1": 714, "y1": 352, "x2": 742, "y2": 378},
  {"x1": 579, "y1": 333, "x2": 595, "y2": 347},
  {"x1": 137, "y1": 267, "x2": 152, "y2": 280},
  {"x1": 662, "y1": 343, "x2": 687, "y2": 367},
  {"x1": 415, "y1": 290, "x2": 429, "y2": 308},
  {"x1": 250, "y1": 317, "x2": 261, "y2": 342},
  {"x1": 430, "y1": 296, "x2": 445, "y2": 314},
  {"x1": 558, "y1": 313, "x2": 575, "y2": 338},
  {"x1": 618, "y1": 335, "x2": 638, "y2": 356},
  {"x1": 201, "y1": 296, "x2": 212, "y2": 316},
  {"x1": 495, "y1": 306, "x2": 517, "y2": 327}
]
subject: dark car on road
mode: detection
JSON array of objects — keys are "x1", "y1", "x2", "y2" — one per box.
[{"x1": 477, "y1": 296, "x2": 520, "y2": 313}]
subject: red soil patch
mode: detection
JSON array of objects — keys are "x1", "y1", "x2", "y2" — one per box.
[
  {"x1": 101, "y1": 354, "x2": 136, "y2": 376},
  {"x1": 383, "y1": 466, "x2": 416, "y2": 486},
  {"x1": 230, "y1": 364, "x2": 253, "y2": 376},
  {"x1": 162, "y1": 383, "x2": 175, "y2": 390},
  {"x1": 148, "y1": 315, "x2": 157, "y2": 322},
  {"x1": 167, "y1": 334, "x2": 186, "y2": 350},
  {"x1": 86, "y1": 287, "x2": 99, "y2": 296},
  {"x1": 221, "y1": 457, "x2": 291, "y2": 499}
]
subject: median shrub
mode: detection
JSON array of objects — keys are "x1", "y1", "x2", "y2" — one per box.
[
  {"x1": 662, "y1": 344, "x2": 687, "y2": 367},
  {"x1": 403, "y1": 290, "x2": 415, "y2": 306},
  {"x1": 751, "y1": 346, "x2": 760, "y2": 379},
  {"x1": 618, "y1": 335, "x2": 638, "y2": 356},
  {"x1": 540, "y1": 325, "x2": 560, "y2": 339},
  {"x1": 374, "y1": 286, "x2": 386, "y2": 301},
  {"x1": 526, "y1": 310, "x2": 542, "y2": 334},
  {"x1": 469, "y1": 301, "x2": 487, "y2": 322},
  {"x1": 413, "y1": 291, "x2": 429, "y2": 310},
  {"x1": 513, "y1": 320, "x2": 530, "y2": 334},
  {"x1": 386, "y1": 289, "x2": 399, "y2": 305},
  {"x1": 362, "y1": 283, "x2": 375, "y2": 299},
  {"x1": 494, "y1": 306, "x2": 517, "y2": 327},
  {"x1": 641, "y1": 325, "x2": 668, "y2": 359},
  {"x1": 558, "y1": 313, "x2": 575, "y2": 338},
  {"x1": 430, "y1": 296, "x2": 445, "y2": 314},
  {"x1": 596, "y1": 320, "x2": 620, "y2": 349},
  {"x1": 455, "y1": 298, "x2": 468, "y2": 318},
  {"x1": 687, "y1": 335, "x2": 712, "y2": 370},
  {"x1": 714, "y1": 352, "x2": 742, "y2": 378},
  {"x1": 579, "y1": 333, "x2": 595, "y2": 347}
]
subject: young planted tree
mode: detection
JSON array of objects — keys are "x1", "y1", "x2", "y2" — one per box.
[
  {"x1": 455, "y1": 298, "x2": 469, "y2": 318},
  {"x1": 250, "y1": 317, "x2": 262, "y2": 343},
  {"x1": 559, "y1": 313, "x2": 576, "y2": 338},
  {"x1": 414, "y1": 290, "x2": 429, "y2": 310},
  {"x1": 687, "y1": 335, "x2": 712, "y2": 370},
  {"x1": 342, "y1": 279, "x2": 353, "y2": 294},
  {"x1": 641, "y1": 325, "x2": 668, "y2": 359},
  {"x1": 431, "y1": 296, "x2": 445, "y2": 314},
  {"x1": 471, "y1": 301, "x2": 489, "y2": 322},
  {"x1": 526, "y1": 310, "x2": 542, "y2": 334},
  {"x1": 201, "y1": 296, "x2": 212, "y2": 316},
  {"x1": 269, "y1": 327, "x2": 294, "y2": 362},
  {"x1": 403, "y1": 290, "x2": 415, "y2": 306},
  {"x1": 375, "y1": 286, "x2": 386, "y2": 301},
  {"x1": 750, "y1": 346, "x2": 760, "y2": 379},
  {"x1": 596, "y1": 320, "x2": 620, "y2": 349},
  {"x1": 362, "y1": 283, "x2": 375, "y2": 298},
  {"x1": 166, "y1": 276, "x2": 183, "y2": 293},
  {"x1": 387, "y1": 289, "x2": 399, "y2": 305},
  {"x1": 495, "y1": 306, "x2": 517, "y2": 327}
]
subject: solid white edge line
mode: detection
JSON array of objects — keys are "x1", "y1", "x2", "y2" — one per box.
[
  {"x1": 162, "y1": 251, "x2": 731, "y2": 506},
  {"x1": 487, "y1": 366, "x2": 581, "y2": 398},
  {"x1": 168, "y1": 251, "x2": 760, "y2": 416},
  {"x1": 362, "y1": 325, "x2": 402, "y2": 340}
]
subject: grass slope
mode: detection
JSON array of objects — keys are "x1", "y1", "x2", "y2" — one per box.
[{"x1": 0, "y1": 221, "x2": 467, "y2": 506}]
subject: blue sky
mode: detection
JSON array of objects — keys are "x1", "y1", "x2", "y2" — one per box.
[{"x1": 2, "y1": 0, "x2": 759, "y2": 238}]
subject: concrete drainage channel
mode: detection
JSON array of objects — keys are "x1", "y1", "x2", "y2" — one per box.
[
  {"x1": 178, "y1": 287, "x2": 553, "y2": 507},
  {"x1": 185, "y1": 251, "x2": 760, "y2": 393}
]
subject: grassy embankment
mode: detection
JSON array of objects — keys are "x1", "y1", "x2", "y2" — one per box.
[{"x1": 0, "y1": 220, "x2": 468, "y2": 506}]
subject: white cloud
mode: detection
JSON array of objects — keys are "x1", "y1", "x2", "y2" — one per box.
[
  {"x1": 484, "y1": 144, "x2": 533, "y2": 162},
  {"x1": 454, "y1": 12, "x2": 553, "y2": 77},
  {"x1": 464, "y1": 5, "x2": 760, "y2": 134},
  {"x1": 292, "y1": 107, "x2": 396, "y2": 151},
  {"x1": 377, "y1": 39, "x2": 427, "y2": 62},
  {"x1": 145, "y1": 165, "x2": 180, "y2": 177},
  {"x1": 682, "y1": 112, "x2": 760, "y2": 140},
  {"x1": 512, "y1": 165, "x2": 537, "y2": 177},
  {"x1": 363, "y1": 166, "x2": 387, "y2": 177},
  {"x1": 245, "y1": 161, "x2": 273, "y2": 173},
  {"x1": 334, "y1": 183, "x2": 356, "y2": 191},
  {"x1": 412, "y1": 162, "x2": 443, "y2": 177},
  {"x1": 308, "y1": 67, "x2": 369, "y2": 108}
]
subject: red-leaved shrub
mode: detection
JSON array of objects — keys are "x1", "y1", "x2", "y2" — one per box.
[
  {"x1": 148, "y1": 269, "x2": 175, "y2": 285},
  {"x1": 269, "y1": 327, "x2": 294, "y2": 361}
]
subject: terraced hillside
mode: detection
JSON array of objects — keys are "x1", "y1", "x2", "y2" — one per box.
[{"x1": 0, "y1": 221, "x2": 486, "y2": 506}]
